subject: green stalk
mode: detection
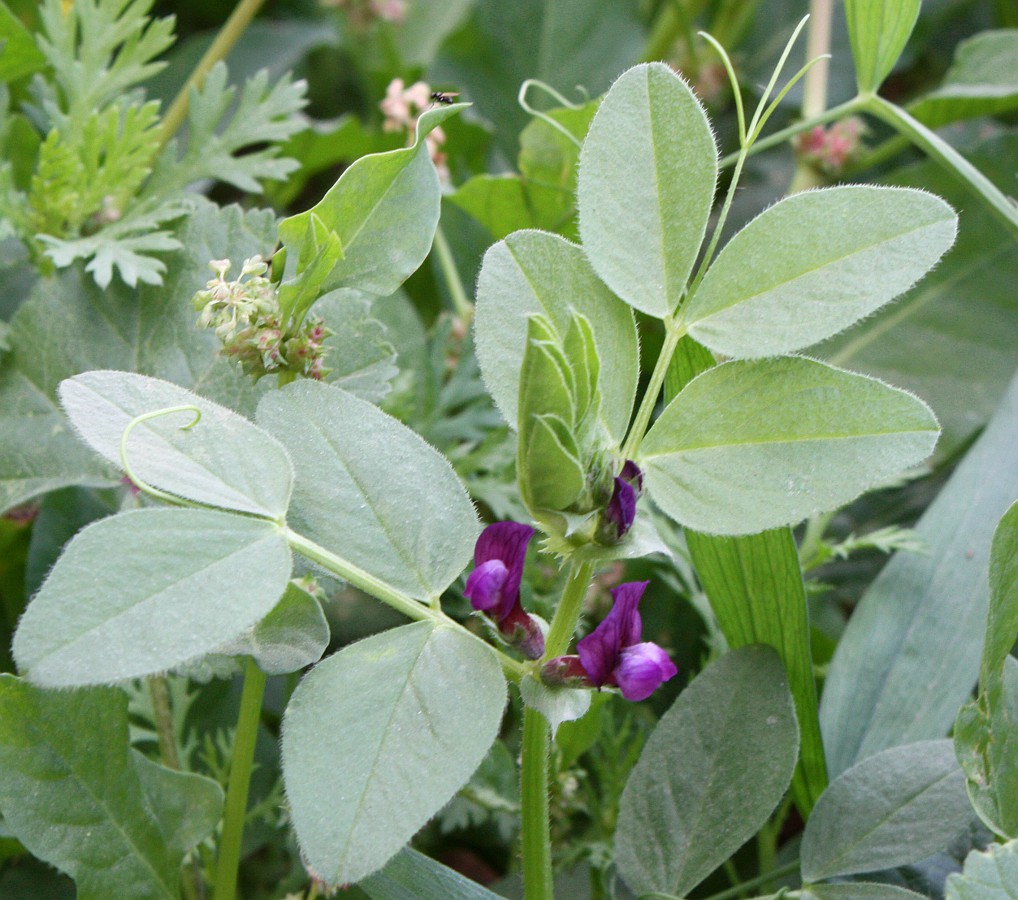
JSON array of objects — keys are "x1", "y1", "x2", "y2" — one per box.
[
  {"x1": 213, "y1": 657, "x2": 267, "y2": 900},
  {"x1": 620, "y1": 320, "x2": 684, "y2": 461},
  {"x1": 433, "y1": 224, "x2": 473, "y2": 322},
  {"x1": 159, "y1": 0, "x2": 267, "y2": 148},
  {"x1": 149, "y1": 675, "x2": 182, "y2": 770},
  {"x1": 789, "y1": 0, "x2": 834, "y2": 193},
  {"x1": 520, "y1": 706, "x2": 553, "y2": 900},
  {"x1": 862, "y1": 94, "x2": 1018, "y2": 239},
  {"x1": 542, "y1": 561, "x2": 596, "y2": 660}
]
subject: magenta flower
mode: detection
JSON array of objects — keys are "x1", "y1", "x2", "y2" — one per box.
[
  {"x1": 543, "y1": 581, "x2": 677, "y2": 701},
  {"x1": 464, "y1": 521, "x2": 544, "y2": 659},
  {"x1": 603, "y1": 460, "x2": 644, "y2": 540}
]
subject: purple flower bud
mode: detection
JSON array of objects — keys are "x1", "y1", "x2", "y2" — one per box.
[
  {"x1": 575, "y1": 581, "x2": 677, "y2": 701},
  {"x1": 603, "y1": 460, "x2": 644, "y2": 541},
  {"x1": 464, "y1": 522, "x2": 544, "y2": 659}
]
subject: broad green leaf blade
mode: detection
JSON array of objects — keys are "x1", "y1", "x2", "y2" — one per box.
[
  {"x1": 820, "y1": 369, "x2": 1018, "y2": 777},
  {"x1": 682, "y1": 186, "x2": 957, "y2": 359},
  {"x1": 578, "y1": 63, "x2": 717, "y2": 319},
  {"x1": 615, "y1": 646, "x2": 798, "y2": 898},
  {"x1": 0, "y1": 677, "x2": 181, "y2": 900},
  {"x1": 216, "y1": 581, "x2": 329, "y2": 675},
  {"x1": 640, "y1": 357, "x2": 939, "y2": 536},
  {"x1": 805, "y1": 885, "x2": 929, "y2": 900},
  {"x1": 801, "y1": 740, "x2": 971, "y2": 882},
  {"x1": 0, "y1": 4, "x2": 47, "y2": 81},
  {"x1": 13, "y1": 509, "x2": 291, "y2": 686},
  {"x1": 59, "y1": 371, "x2": 293, "y2": 518},
  {"x1": 946, "y1": 839, "x2": 1018, "y2": 899},
  {"x1": 316, "y1": 291, "x2": 397, "y2": 403},
  {"x1": 909, "y1": 31, "x2": 1018, "y2": 128},
  {"x1": 983, "y1": 501, "x2": 1018, "y2": 685},
  {"x1": 685, "y1": 528, "x2": 826, "y2": 813},
  {"x1": 256, "y1": 381, "x2": 478, "y2": 601},
  {"x1": 474, "y1": 230, "x2": 638, "y2": 441},
  {"x1": 132, "y1": 752, "x2": 223, "y2": 859},
  {"x1": 845, "y1": 0, "x2": 921, "y2": 92},
  {"x1": 278, "y1": 105, "x2": 461, "y2": 298},
  {"x1": 821, "y1": 134, "x2": 1018, "y2": 461},
  {"x1": 282, "y1": 621, "x2": 506, "y2": 886},
  {"x1": 360, "y1": 847, "x2": 506, "y2": 899},
  {"x1": 0, "y1": 201, "x2": 276, "y2": 512}
]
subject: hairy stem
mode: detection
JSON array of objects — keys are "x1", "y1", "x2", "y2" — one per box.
[
  {"x1": 520, "y1": 706, "x2": 553, "y2": 900},
  {"x1": 160, "y1": 0, "x2": 268, "y2": 148},
  {"x1": 543, "y1": 560, "x2": 596, "y2": 660},
  {"x1": 149, "y1": 675, "x2": 182, "y2": 770},
  {"x1": 213, "y1": 657, "x2": 266, "y2": 900},
  {"x1": 621, "y1": 320, "x2": 684, "y2": 461}
]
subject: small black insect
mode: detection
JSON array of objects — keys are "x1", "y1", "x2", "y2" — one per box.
[{"x1": 430, "y1": 91, "x2": 460, "y2": 105}]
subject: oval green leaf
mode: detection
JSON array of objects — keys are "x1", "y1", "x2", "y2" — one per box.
[
  {"x1": 256, "y1": 381, "x2": 479, "y2": 601},
  {"x1": 801, "y1": 740, "x2": 971, "y2": 882},
  {"x1": 13, "y1": 509, "x2": 292, "y2": 686},
  {"x1": 682, "y1": 186, "x2": 957, "y2": 359},
  {"x1": 577, "y1": 62, "x2": 717, "y2": 318},
  {"x1": 615, "y1": 645, "x2": 798, "y2": 898},
  {"x1": 59, "y1": 370, "x2": 294, "y2": 518},
  {"x1": 845, "y1": 0, "x2": 921, "y2": 92},
  {"x1": 282, "y1": 622, "x2": 506, "y2": 886},
  {"x1": 474, "y1": 229, "x2": 638, "y2": 440},
  {"x1": 640, "y1": 357, "x2": 939, "y2": 535},
  {"x1": 946, "y1": 839, "x2": 1018, "y2": 900}
]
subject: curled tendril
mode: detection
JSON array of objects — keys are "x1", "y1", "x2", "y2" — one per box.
[
  {"x1": 119, "y1": 405, "x2": 202, "y2": 505},
  {"x1": 517, "y1": 78, "x2": 585, "y2": 149}
]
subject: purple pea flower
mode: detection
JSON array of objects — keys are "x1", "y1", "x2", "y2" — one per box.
[
  {"x1": 543, "y1": 581, "x2": 677, "y2": 701},
  {"x1": 604, "y1": 460, "x2": 644, "y2": 540},
  {"x1": 464, "y1": 521, "x2": 545, "y2": 659}
]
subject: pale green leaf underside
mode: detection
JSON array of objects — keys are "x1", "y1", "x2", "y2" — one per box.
[
  {"x1": 640, "y1": 357, "x2": 939, "y2": 535},
  {"x1": 282, "y1": 622, "x2": 506, "y2": 885},
  {"x1": 615, "y1": 646, "x2": 798, "y2": 898},
  {"x1": 278, "y1": 104, "x2": 461, "y2": 297},
  {"x1": 519, "y1": 675, "x2": 591, "y2": 737},
  {"x1": 474, "y1": 229, "x2": 638, "y2": 440},
  {"x1": 0, "y1": 678, "x2": 180, "y2": 900},
  {"x1": 683, "y1": 186, "x2": 957, "y2": 359},
  {"x1": 59, "y1": 371, "x2": 294, "y2": 518},
  {"x1": 946, "y1": 839, "x2": 1018, "y2": 899},
  {"x1": 845, "y1": 0, "x2": 921, "y2": 92},
  {"x1": 13, "y1": 509, "x2": 292, "y2": 686},
  {"x1": 801, "y1": 740, "x2": 971, "y2": 882},
  {"x1": 256, "y1": 381, "x2": 478, "y2": 601},
  {"x1": 578, "y1": 62, "x2": 717, "y2": 318}
]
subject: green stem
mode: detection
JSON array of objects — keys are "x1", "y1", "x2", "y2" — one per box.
[
  {"x1": 717, "y1": 98, "x2": 864, "y2": 168},
  {"x1": 862, "y1": 94, "x2": 1018, "y2": 239},
  {"x1": 621, "y1": 321, "x2": 684, "y2": 461},
  {"x1": 701, "y1": 859, "x2": 800, "y2": 900},
  {"x1": 149, "y1": 675, "x2": 182, "y2": 770},
  {"x1": 789, "y1": 0, "x2": 834, "y2": 193},
  {"x1": 542, "y1": 560, "x2": 596, "y2": 660},
  {"x1": 213, "y1": 657, "x2": 267, "y2": 900},
  {"x1": 433, "y1": 225, "x2": 473, "y2": 322},
  {"x1": 159, "y1": 0, "x2": 267, "y2": 148},
  {"x1": 520, "y1": 706, "x2": 553, "y2": 900},
  {"x1": 285, "y1": 528, "x2": 528, "y2": 684}
]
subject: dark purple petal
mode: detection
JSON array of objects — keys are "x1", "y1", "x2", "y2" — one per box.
[
  {"x1": 619, "y1": 460, "x2": 644, "y2": 493},
  {"x1": 614, "y1": 642, "x2": 678, "y2": 701},
  {"x1": 464, "y1": 559, "x2": 508, "y2": 613},
  {"x1": 577, "y1": 581, "x2": 650, "y2": 687},
  {"x1": 470, "y1": 522, "x2": 534, "y2": 622},
  {"x1": 605, "y1": 476, "x2": 637, "y2": 537}
]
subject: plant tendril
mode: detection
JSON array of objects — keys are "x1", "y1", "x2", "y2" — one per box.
[
  {"x1": 119, "y1": 405, "x2": 202, "y2": 505},
  {"x1": 518, "y1": 79, "x2": 585, "y2": 149}
]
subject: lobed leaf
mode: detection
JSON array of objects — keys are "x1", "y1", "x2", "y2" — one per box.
[
  {"x1": 640, "y1": 357, "x2": 939, "y2": 536},
  {"x1": 682, "y1": 186, "x2": 957, "y2": 359},
  {"x1": 13, "y1": 508, "x2": 292, "y2": 686},
  {"x1": 615, "y1": 646, "x2": 798, "y2": 898},
  {"x1": 282, "y1": 621, "x2": 506, "y2": 885},
  {"x1": 578, "y1": 62, "x2": 717, "y2": 318}
]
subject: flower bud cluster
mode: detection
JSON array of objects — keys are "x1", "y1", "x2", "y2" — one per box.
[
  {"x1": 192, "y1": 256, "x2": 333, "y2": 381},
  {"x1": 795, "y1": 117, "x2": 867, "y2": 176}
]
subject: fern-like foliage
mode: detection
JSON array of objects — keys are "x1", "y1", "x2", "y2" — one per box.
[{"x1": 0, "y1": 0, "x2": 307, "y2": 288}]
